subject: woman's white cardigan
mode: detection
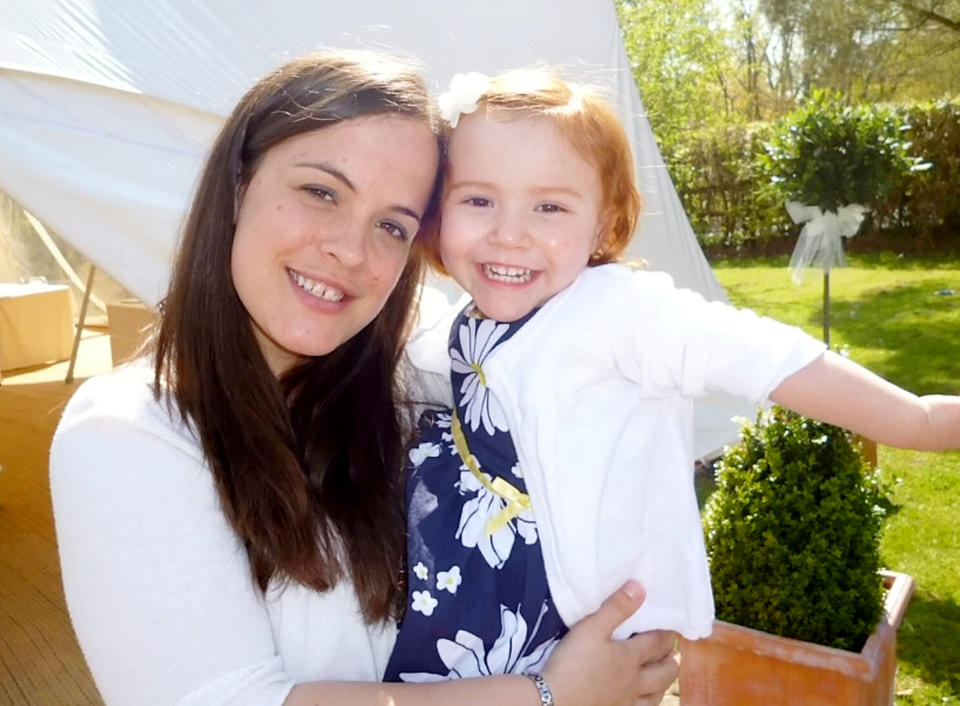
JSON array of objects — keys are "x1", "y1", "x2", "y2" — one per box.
[
  {"x1": 50, "y1": 366, "x2": 395, "y2": 705},
  {"x1": 405, "y1": 264, "x2": 826, "y2": 640}
]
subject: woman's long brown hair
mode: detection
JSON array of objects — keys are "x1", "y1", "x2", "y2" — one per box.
[{"x1": 154, "y1": 50, "x2": 442, "y2": 623}]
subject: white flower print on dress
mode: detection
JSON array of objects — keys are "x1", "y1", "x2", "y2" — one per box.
[
  {"x1": 436, "y1": 566, "x2": 462, "y2": 594},
  {"x1": 455, "y1": 468, "x2": 538, "y2": 568},
  {"x1": 412, "y1": 590, "x2": 439, "y2": 617},
  {"x1": 450, "y1": 318, "x2": 510, "y2": 435},
  {"x1": 435, "y1": 412, "x2": 457, "y2": 451},
  {"x1": 398, "y1": 603, "x2": 558, "y2": 682},
  {"x1": 413, "y1": 562, "x2": 430, "y2": 581},
  {"x1": 409, "y1": 442, "x2": 441, "y2": 467}
]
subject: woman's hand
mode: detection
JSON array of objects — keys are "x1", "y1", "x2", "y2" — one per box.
[
  {"x1": 542, "y1": 581, "x2": 678, "y2": 706},
  {"x1": 285, "y1": 581, "x2": 678, "y2": 706}
]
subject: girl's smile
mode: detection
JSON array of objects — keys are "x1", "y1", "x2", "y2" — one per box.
[{"x1": 481, "y1": 262, "x2": 538, "y2": 284}]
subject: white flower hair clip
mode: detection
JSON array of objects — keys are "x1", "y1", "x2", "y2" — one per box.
[{"x1": 438, "y1": 72, "x2": 491, "y2": 128}]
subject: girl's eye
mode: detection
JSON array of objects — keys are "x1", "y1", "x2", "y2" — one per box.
[
  {"x1": 536, "y1": 202, "x2": 565, "y2": 214},
  {"x1": 465, "y1": 196, "x2": 492, "y2": 208},
  {"x1": 304, "y1": 185, "x2": 336, "y2": 202},
  {"x1": 377, "y1": 220, "x2": 409, "y2": 241}
]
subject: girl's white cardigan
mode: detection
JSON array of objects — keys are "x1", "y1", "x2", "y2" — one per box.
[{"x1": 405, "y1": 264, "x2": 825, "y2": 640}]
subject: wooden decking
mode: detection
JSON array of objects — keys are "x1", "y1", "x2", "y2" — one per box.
[{"x1": 0, "y1": 330, "x2": 110, "y2": 705}]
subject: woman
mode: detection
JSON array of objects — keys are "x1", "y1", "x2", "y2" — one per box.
[{"x1": 50, "y1": 50, "x2": 677, "y2": 706}]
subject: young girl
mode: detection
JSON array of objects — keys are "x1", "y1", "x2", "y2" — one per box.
[{"x1": 385, "y1": 68, "x2": 960, "y2": 693}]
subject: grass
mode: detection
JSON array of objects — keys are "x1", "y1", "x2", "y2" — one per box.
[{"x1": 709, "y1": 252, "x2": 960, "y2": 705}]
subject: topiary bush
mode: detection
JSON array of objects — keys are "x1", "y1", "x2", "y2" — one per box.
[
  {"x1": 760, "y1": 89, "x2": 922, "y2": 213},
  {"x1": 703, "y1": 406, "x2": 894, "y2": 652}
]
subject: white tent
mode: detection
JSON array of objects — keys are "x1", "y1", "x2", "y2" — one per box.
[{"x1": 0, "y1": 0, "x2": 747, "y2": 456}]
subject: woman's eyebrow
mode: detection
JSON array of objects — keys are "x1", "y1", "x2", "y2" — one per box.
[
  {"x1": 295, "y1": 162, "x2": 355, "y2": 191},
  {"x1": 297, "y1": 161, "x2": 421, "y2": 222},
  {"x1": 391, "y1": 205, "x2": 422, "y2": 223}
]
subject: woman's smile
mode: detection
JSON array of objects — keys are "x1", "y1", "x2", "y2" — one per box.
[{"x1": 288, "y1": 267, "x2": 348, "y2": 303}]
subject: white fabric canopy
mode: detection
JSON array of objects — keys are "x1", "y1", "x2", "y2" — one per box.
[{"x1": 0, "y1": 0, "x2": 745, "y2": 455}]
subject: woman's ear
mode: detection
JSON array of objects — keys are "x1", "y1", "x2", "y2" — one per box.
[{"x1": 233, "y1": 181, "x2": 247, "y2": 226}]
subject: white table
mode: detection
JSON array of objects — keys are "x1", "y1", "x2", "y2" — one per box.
[{"x1": 0, "y1": 282, "x2": 75, "y2": 372}]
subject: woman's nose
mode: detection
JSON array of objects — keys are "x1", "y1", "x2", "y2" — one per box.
[{"x1": 320, "y1": 217, "x2": 367, "y2": 268}]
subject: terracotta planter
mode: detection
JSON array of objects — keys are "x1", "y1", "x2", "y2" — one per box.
[{"x1": 678, "y1": 571, "x2": 914, "y2": 705}]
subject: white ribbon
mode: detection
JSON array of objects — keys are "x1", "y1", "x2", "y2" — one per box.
[
  {"x1": 438, "y1": 72, "x2": 491, "y2": 128},
  {"x1": 786, "y1": 201, "x2": 868, "y2": 284}
]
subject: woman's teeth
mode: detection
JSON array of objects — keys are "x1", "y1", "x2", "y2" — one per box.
[
  {"x1": 483, "y1": 264, "x2": 534, "y2": 283},
  {"x1": 290, "y1": 269, "x2": 344, "y2": 302}
]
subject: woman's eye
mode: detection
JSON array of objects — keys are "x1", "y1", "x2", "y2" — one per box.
[
  {"x1": 378, "y1": 220, "x2": 409, "y2": 241},
  {"x1": 304, "y1": 185, "x2": 336, "y2": 202},
  {"x1": 465, "y1": 196, "x2": 492, "y2": 208},
  {"x1": 536, "y1": 202, "x2": 565, "y2": 214}
]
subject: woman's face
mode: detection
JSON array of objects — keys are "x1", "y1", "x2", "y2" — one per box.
[{"x1": 231, "y1": 114, "x2": 439, "y2": 375}]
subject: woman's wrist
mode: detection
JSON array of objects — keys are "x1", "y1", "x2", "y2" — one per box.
[{"x1": 525, "y1": 672, "x2": 554, "y2": 706}]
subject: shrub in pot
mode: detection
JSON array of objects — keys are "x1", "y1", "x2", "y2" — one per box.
[{"x1": 678, "y1": 406, "x2": 913, "y2": 705}]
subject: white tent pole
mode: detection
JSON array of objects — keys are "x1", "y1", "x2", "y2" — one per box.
[
  {"x1": 24, "y1": 210, "x2": 107, "y2": 313},
  {"x1": 65, "y1": 265, "x2": 96, "y2": 384}
]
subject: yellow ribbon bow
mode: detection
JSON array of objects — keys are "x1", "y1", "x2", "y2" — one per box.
[{"x1": 451, "y1": 409, "x2": 532, "y2": 535}]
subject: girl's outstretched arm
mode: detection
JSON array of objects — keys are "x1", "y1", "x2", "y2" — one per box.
[
  {"x1": 286, "y1": 581, "x2": 679, "y2": 706},
  {"x1": 771, "y1": 350, "x2": 960, "y2": 451}
]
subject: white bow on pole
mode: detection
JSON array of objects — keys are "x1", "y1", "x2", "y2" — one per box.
[{"x1": 786, "y1": 201, "x2": 868, "y2": 284}]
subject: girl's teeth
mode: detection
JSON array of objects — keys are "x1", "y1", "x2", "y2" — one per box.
[
  {"x1": 291, "y1": 270, "x2": 344, "y2": 302},
  {"x1": 483, "y1": 264, "x2": 534, "y2": 283}
]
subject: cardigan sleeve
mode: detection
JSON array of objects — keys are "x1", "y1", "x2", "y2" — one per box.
[
  {"x1": 49, "y1": 376, "x2": 295, "y2": 706},
  {"x1": 613, "y1": 271, "x2": 826, "y2": 402}
]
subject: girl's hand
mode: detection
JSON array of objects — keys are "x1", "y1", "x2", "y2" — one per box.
[{"x1": 542, "y1": 581, "x2": 679, "y2": 706}]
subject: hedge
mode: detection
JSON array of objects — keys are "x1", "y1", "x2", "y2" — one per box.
[{"x1": 665, "y1": 99, "x2": 960, "y2": 253}]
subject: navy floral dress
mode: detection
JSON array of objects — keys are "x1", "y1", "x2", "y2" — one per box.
[{"x1": 384, "y1": 307, "x2": 568, "y2": 682}]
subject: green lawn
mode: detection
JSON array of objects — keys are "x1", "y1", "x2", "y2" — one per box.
[{"x1": 709, "y1": 253, "x2": 960, "y2": 705}]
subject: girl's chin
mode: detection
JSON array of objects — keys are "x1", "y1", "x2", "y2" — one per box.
[{"x1": 473, "y1": 298, "x2": 538, "y2": 323}]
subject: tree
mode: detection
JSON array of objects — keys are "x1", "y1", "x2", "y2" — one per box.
[
  {"x1": 896, "y1": 0, "x2": 960, "y2": 32},
  {"x1": 615, "y1": 0, "x2": 737, "y2": 158},
  {"x1": 755, "y1": 0, "x2": 960, "y2": 104}
]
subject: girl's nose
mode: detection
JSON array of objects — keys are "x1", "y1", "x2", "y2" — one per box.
[{"x1": 488, "y1": 210, "x2": 529, "y2": 249}]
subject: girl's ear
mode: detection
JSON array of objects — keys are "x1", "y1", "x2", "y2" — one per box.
[{"x1": 590, "y1": 212, "x2": 610, "y2": 260}]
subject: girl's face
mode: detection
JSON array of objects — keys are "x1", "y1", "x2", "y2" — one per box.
[
  {"x1": 231, "y1": 114, "x2": 438, "y2": 375},
  {"x1": 439, "y1": 112, "x2": 606, "y2": 322}
]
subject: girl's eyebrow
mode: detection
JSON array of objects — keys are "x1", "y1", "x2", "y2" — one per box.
[
  {"x1": 447, "y1": 179, "x2": 496, "y2": 192},
  {"x1": 530, "y1": 185, "x2": 583, "y2": 199},
  {"x1": 448, "y1": 179, "x2": 583, "y2": 200}
]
